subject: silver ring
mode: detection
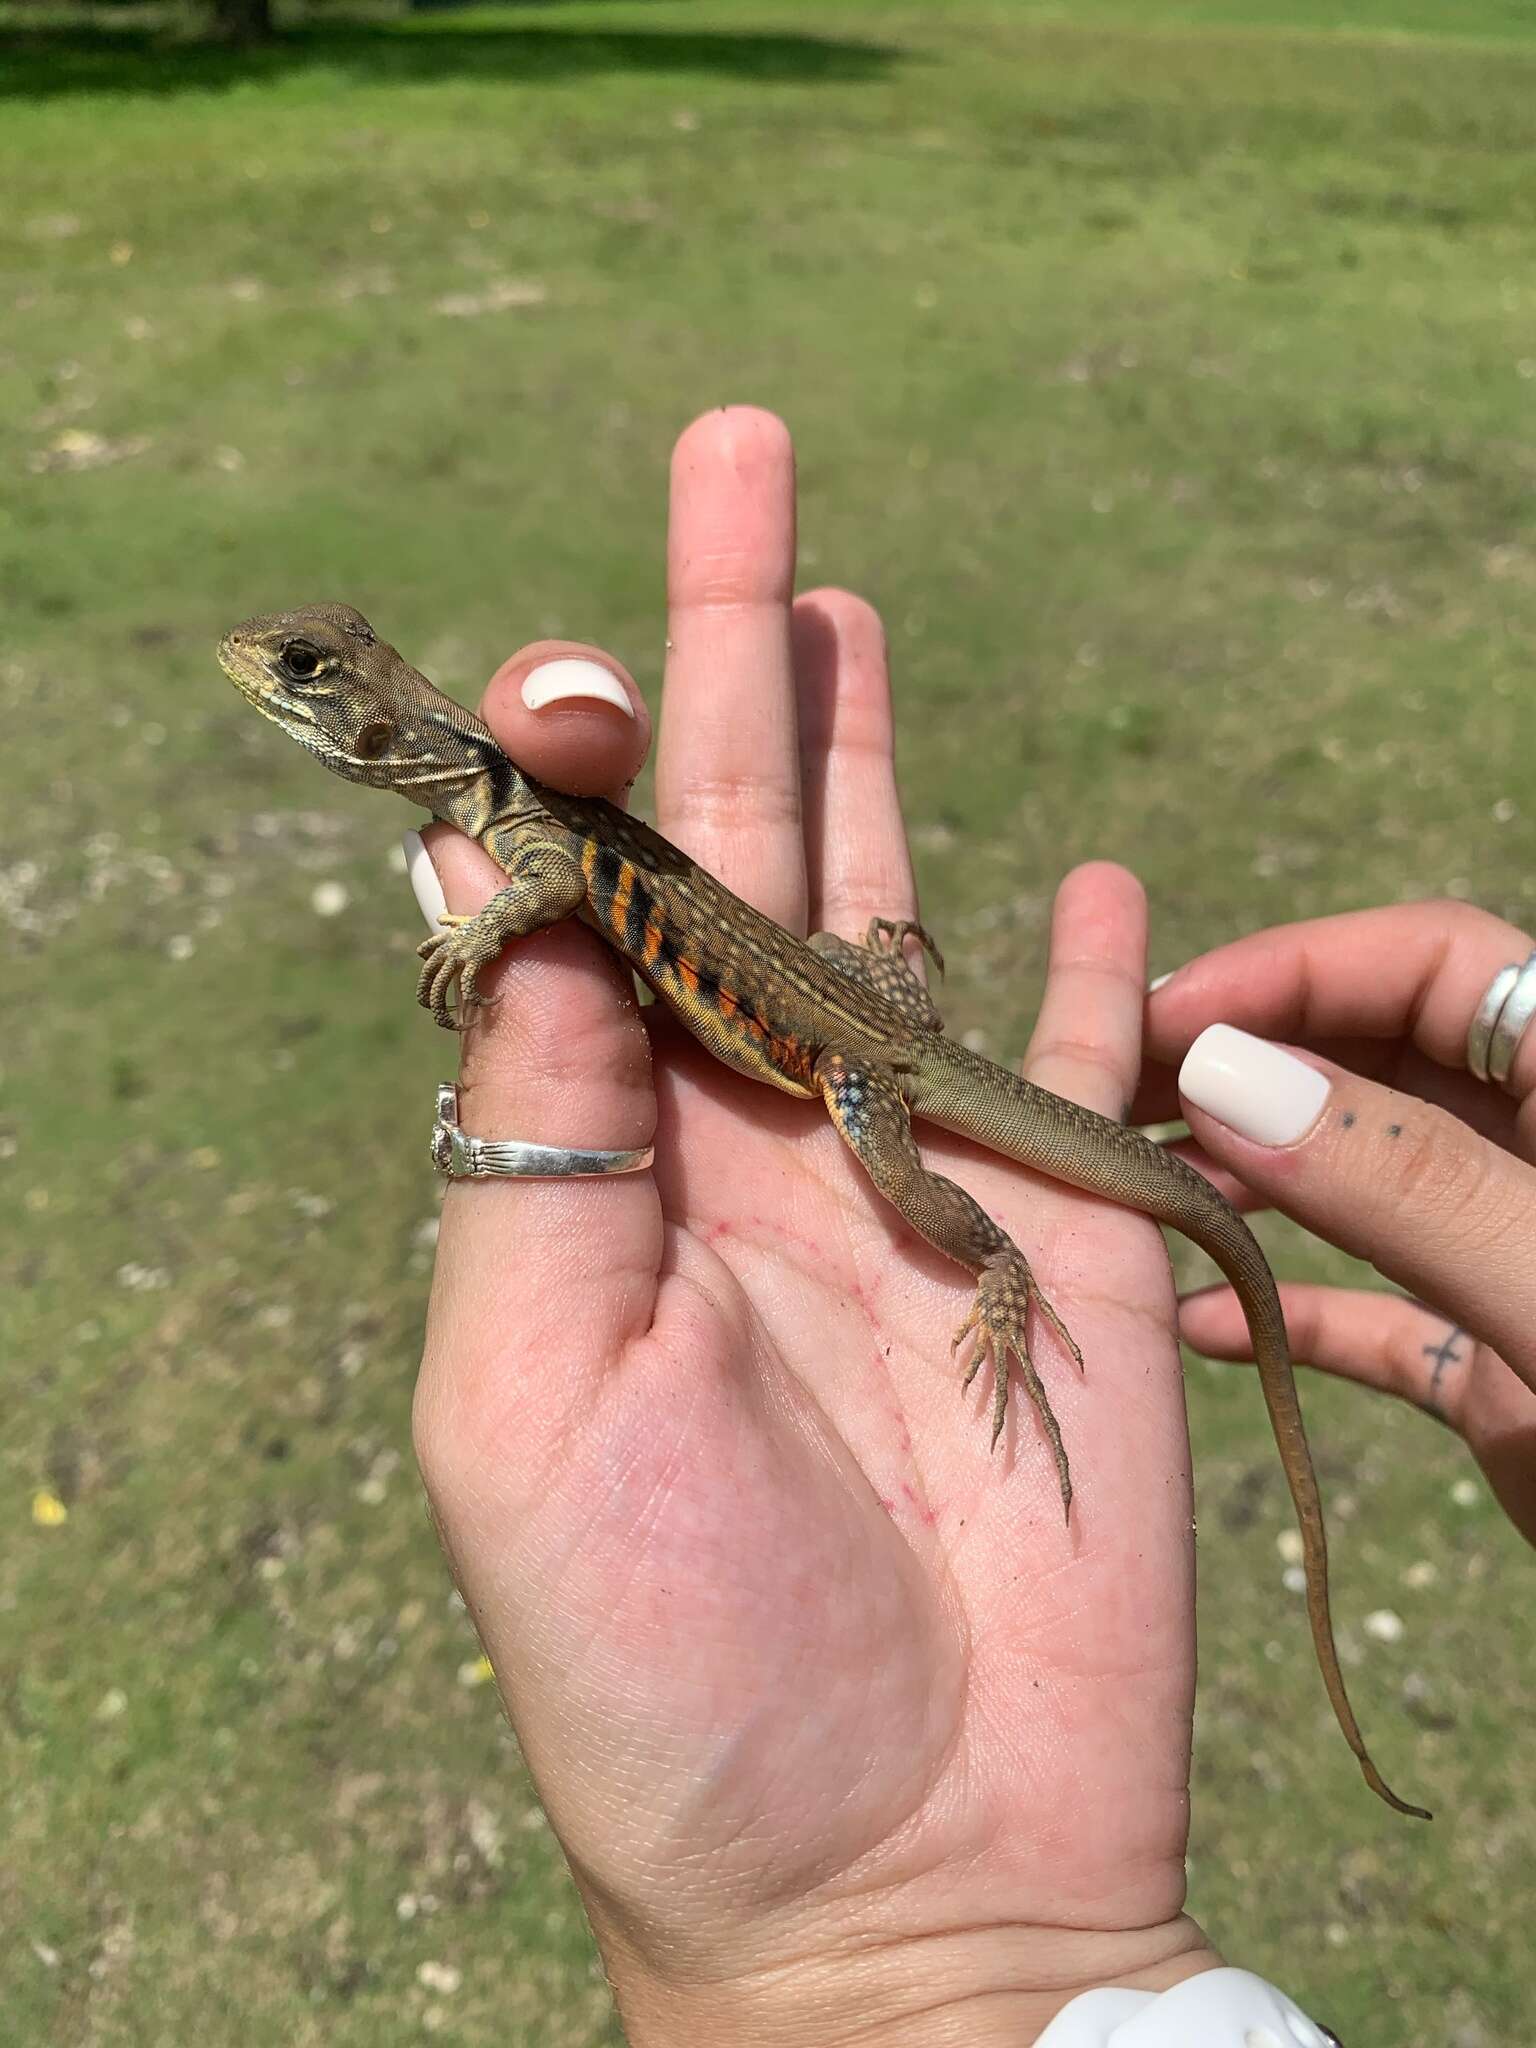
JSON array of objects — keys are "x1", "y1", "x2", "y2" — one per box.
[
  {"x1": 430, "y1": 1084, "x2": 655, "y2": 1180},
  {"x1": 1467, "y1": 950, "x2": 1536, "y2": 1089}
]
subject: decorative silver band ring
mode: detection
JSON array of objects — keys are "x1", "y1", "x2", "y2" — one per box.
[
  {"x1": 1466, "y1": 949, "x2": 1536, "y2": 1089},
  {"x1": 430, "y1": 1084, "x2": 655, "y2": 1180}
]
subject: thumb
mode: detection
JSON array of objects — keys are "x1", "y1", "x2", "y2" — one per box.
[
  {"x1": 412, "y1": 644, "x2": 661, "y2": 1523},
  {"x1": 1177, "y1": 1024, "x2": 1536, "y2": 1394}
]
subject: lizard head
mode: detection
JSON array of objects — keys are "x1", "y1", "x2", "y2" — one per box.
[
  {"x1": 219, "y1": 603, "x2": 451, "y2": 789},
  {"x1": 218, "y1": 603, "x2": 403, "y2": 782}
]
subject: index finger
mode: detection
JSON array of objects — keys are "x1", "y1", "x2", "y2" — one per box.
[
  {"x1": 655, "y1": 407, "x2": 805, "y2": 929},
  {"x1": 1141, "y1": 901, "x2": 1534, "y2": 1139}
]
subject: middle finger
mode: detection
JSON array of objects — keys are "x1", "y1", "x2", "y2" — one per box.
[{"x1": 656, "y1": 406, "x2": 806, "y2": 930}]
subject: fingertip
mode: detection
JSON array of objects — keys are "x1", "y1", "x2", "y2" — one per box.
[
  {"x1": 666, "y1": 407, "x2": 797, "y2": 612},
  {"x1": 1048, "y1": 862, "x2": 1148, "y2": 976},
  {"x1": 413, "y1": 819, "x2": 504, "y2": 916},
  {"x1": 794, "y1": 586, "x2": 886, "y2": 648},
  {"x1": 1175, "y1": 1282, "x2": 1248, "y2": 1358},
  {"x1": 520, "y1": 657, "x2": 635, "y2": 718},
  {"x1": 1026, "y1": 863, "x2": 1148, "y2": 1112},
  {"x1": 480, "y1": 641, "x2": 649, "y2": 799},
  {"x1": 792, "y1": 588, "x2": 894, "y2": 749},
  {"x1": 1179, "y1": 1025, "x2": 1333, "y2": 1148},
  {"x1": 672, "y1": 403, "x2": 794, "y2": 479},
  {"x1": 1059, "y1": 860, "x2": 1147, "y2": 916},
  {"x1": 403, "y1": 827, "x2": 448, "y2": 929}
]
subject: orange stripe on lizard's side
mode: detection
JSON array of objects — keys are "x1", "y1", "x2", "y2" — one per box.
[{"x1": 609, "y1": 858, "x2": 635, "y2": 940}]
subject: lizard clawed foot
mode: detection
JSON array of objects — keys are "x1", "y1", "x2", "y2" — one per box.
[
  {"x1": 415, "y1": 916, "x2": 503, "y2": 1031},
  {"x1": 866, "y1": 916, "x2": 945, "y2": 978},
  {"x1": 952, "y1": 1252, "x2": 1080, "y2": 1520}
]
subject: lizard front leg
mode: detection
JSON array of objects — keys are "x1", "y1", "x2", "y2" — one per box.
[
  {"x1": 815, "y1": 1052, "x2": 1080, "y2": 1515},
  {"x1": 416, "y1": 840, "x2": 586, "y2": 1029}
]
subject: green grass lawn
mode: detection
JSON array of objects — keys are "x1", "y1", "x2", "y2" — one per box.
[{"x1": 4, "y1": 1, "x2": 1536, "y2": 2039}]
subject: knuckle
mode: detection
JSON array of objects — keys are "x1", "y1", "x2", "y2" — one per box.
[
  {"x1": 677, "y1": 569, "x2": 780, "y2": 612},
  {"x1": 1381, "y1": 1104, "x2": 1505, "y2": 1251},
  {"x1": 670, "y1": 772, "x2": 801, "y2": 835},
  {"x1": 822, "y1": 877, "x2": 916, "y2": 928},
  {"x1": 1048, "y1": 953, "x2": 1144, "y2": 1000},
  {"x1": 1027, "y1": 1036, "x2": 1128, "y2": 1107}
]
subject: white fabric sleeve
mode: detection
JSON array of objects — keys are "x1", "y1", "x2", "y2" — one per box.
[{"x1": 1033, "y1": 1966, "x2": 1339, "y2": 2047}]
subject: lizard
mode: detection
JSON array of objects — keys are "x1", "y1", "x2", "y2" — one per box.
[{"x1": 218, "y1": 601, "x2": 1429, "y2": 1821}]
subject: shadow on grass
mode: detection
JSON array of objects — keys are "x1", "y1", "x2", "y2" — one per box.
[{"x1": 0, "y1": 15, "x2": 903, "y2": 98}]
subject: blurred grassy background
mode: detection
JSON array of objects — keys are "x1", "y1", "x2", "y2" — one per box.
[{"x1": 4, "y1": 1, "x2": 1536, "y2": 2040}]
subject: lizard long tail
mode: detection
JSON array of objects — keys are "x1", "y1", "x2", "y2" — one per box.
[{"x1": 908, "y1": 1038, "x2": 1430, "y2": 1820}]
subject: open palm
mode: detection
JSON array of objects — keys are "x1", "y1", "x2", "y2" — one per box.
[{"x1": 413, "y1": 410, "x2": 1216, "y2": 2044}]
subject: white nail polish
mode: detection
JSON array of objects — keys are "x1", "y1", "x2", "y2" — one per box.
[
  {"x1": 1148, "y1": 971, "x2": 1174, "y2": 993},
  {"x1": 521, "y1": 659, "x2": 634, "y2": 716},
  {"x1": 403, "y1": 829, "x2": 447, "y2": 930},
  {"x1": 1179, "y1": 1023, "x2": 1331, "y2": 1146}
]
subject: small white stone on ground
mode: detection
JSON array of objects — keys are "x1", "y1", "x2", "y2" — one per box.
[{"x1": 311, "y1": 880, "x2": 350, "y2": 917}]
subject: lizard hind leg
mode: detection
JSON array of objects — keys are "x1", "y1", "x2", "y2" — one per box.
[
  {"x1": 951, "y1": 1252, "x2": 1080, "y2": 1518},
  {"x1": 866, "y1": 916, "x2": 945, "y2": 979},
  {"x1": 808, "y1": 917, "x2": 945, "y2": 1033},
  {"x1": 815, "y1": 1050, "x2": 1078, "y2": 1517}
]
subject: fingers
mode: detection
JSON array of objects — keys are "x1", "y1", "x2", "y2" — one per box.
[
  {"x1": 655, "y1": 409, "x2": 915, "y2": 944},
  {"x1": 411, "y1": 642, "x2": 661, "y2": 1496},
  {"x1": 656, "y1": 406, "x2": 806, "y2": 928},
  {"x1": 1143, "y1": 902, "x2": 1535, "y2": 1150},
  {"x1": 1023, "y1": 863, "x2": 1148, "y2": 1119},
  {"x1": 792, "y1": 588, "x2": 918, "y2": 940},
  {"x1": 1181, "y1": 1281, "x2": 1536, "y2": 1545},
  {"x1": 1180, "y1": 1281, "x2": 1476, "y2": 1422},
  {"x1": 1178, "y1": 1025, "x2": 1536, "y2": 1390}
]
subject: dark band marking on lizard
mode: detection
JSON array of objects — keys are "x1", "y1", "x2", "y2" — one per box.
[{"x1": 216, "y1": 602, "x2": 1430, "y2": 1822}]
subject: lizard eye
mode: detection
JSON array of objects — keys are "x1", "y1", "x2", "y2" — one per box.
[{"x1": 278, "y1": 639, "x2": 325, "y2": 683}]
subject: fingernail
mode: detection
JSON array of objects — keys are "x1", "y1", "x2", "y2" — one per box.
[
  {"x1": 521, "y1": 658, "x2": 634, "y2": 717},
  {"x1": 403, "y1": 829, "x2": 447, "y2": 930},
  {"x1": 1148, "y1": 971, "x2": 1174, "y2": 993},
  {"x1": 1179, "y1": 1023, "x2": 1331, "y2": 1146}
]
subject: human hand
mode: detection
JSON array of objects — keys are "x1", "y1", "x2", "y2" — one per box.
[
  {"x1": 1142, "y1": 902, "x2": 1536, "y2": 1547},
  {"x1": 410, "y1": 408, "x2": 1218, "y2": 2046}
]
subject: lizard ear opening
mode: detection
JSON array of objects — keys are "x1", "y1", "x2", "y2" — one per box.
[{"x1": 356, "y1": 719, "x2": 396, "y2": 760}]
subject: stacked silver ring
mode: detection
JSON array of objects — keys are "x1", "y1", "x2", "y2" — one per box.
[{"x1": 1466, "y1": 949, "x2": 1536, "y2": 1089}]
